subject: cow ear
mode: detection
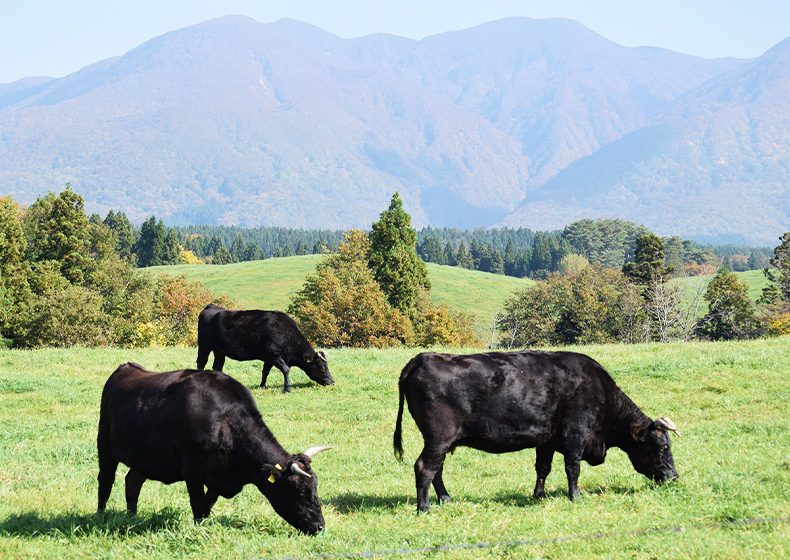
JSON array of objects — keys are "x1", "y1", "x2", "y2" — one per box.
[
  {"x1": 630, "y1": 424, "x2": 647, "y2": 441},
  {"x1": 262, "y1": 463, "x2": 284, "y2": 483},
  {"x1": 304, "y1": 354, "x2": 313, "y2": 363}
]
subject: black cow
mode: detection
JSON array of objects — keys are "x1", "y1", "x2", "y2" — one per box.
[
  {"x1": 197, "y1": 304, "x2": 334, "y2": 392},
  {"x1": 393, "y1": 351, "x2": 679, "y2": 512},
  {"x1": 97, "y1": 363, "x2": 332, "y2": 534}
]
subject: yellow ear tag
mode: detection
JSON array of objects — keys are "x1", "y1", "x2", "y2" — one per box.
[
  {"x1": 268, "y1": 471, "x2": 276, "y2": 483},
  {"x1": 275, "y1": 464, "x2": 283, "y2": 470}
]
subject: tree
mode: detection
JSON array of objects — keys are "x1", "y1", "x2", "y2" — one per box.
[
  {"x1": 762, "y1": 232, "x2": 790, "y2": 302},
  {"x1": 212, "y1": 244, "x2": 232, "y2": 265},
  {"x1": 103, "y1": 209, "x2": 135, "y2": 261},
  {"x1": 698, "y1": 267, "x2": 761, "y2": 340},
  {"x1": 368, "y1": 192, "x2": 430, "y2": 314},
  {"x1": 289, "y1": 230, "x2": 413, "y2": 347},
  {"x1": 23, "y1": 185, "x2": 93, "y2": 284},
  {"x1": 135, "y1": 216, "x2": 167, "y2": 267},
  {"x1": 0, "y1": 196, "x2": 33, "y2": 344},
  {"x1": 622, "y1": 234, "x2": 674, "y2": 285},
  {"x1": 529, "y1": 232, "x2": 552, "y2": 276},
  {"x1": 230, "y1": 234, "x2": 246, "y2": 263}
]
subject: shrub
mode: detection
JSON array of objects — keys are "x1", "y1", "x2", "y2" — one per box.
[{"x1": 22, "y1": 285, "x2": 108, "y2": 347}]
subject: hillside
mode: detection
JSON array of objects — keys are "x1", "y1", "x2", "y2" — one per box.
[
  {"x1": 0, "y1": 15, "x2": 761, "y2": 238},
  {"x1": 500, "y1": 37, "x2": 790, "y2": 245},
  {"x1": 145, "y1": 255, "x2": 530, "y2": 322}
]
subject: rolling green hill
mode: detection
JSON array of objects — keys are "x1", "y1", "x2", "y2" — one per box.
[
  {"x1": 146, "y1": 257, "x2": 771, "y2": 328},
  {"x1": 145, "y1": 256, "x2": 531, "y2": 322}
]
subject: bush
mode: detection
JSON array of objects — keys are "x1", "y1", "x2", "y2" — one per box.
[{"x1": 22, "y1": 285, "x2": 108, "y2": 347}]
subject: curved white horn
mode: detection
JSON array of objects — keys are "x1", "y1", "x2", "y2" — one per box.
[
  {"x1": 317, "y1": 350, "x2": 329, "y2": 361},
  {"x1": 290, "y1": 463, "x2": 312, "y2": 479},
  {"x1": 303, "y1": 446, "x2": 333, "y2": 458},
  {"x1": 654, "y1": 417, "x2": 681, "y2": 436}
]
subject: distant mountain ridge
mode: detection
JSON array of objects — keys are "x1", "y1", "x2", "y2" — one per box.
[{"x1": 0, "y1": 15, "x2": 786, "y2": 243}]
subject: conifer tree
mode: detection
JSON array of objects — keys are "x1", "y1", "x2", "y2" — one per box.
[
  {"x1": 368, "y1": 192, "x2": 430, "y2": 313},
  {"x1": 135, "y1": 216, "x2": 167, "y2": 267},
  {"x1": 230, "y1": 234, "x2": 246, "y2": 263}
]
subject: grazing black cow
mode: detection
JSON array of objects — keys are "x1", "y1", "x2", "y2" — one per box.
[
  {"x1": 393, "y1": 351, "x2": 679, "y2": 512},
  {"x1": 197, "y1": 304, "x2": 334, "y2": 392},
  {"x1": 97, "y1": 363, "x2": 332, "y2": 534}
]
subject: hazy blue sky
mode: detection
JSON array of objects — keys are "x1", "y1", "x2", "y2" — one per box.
[{"x1": 3, "y1": 0, "x2": 789, "y2": 84}]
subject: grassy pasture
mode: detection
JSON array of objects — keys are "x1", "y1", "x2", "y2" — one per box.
[
  {"x1": 1, "y1": 340, "x2": 788, "y2": 559},
  {"x1": 145, "y1": 257, "x2": 530, "y2": 322}
]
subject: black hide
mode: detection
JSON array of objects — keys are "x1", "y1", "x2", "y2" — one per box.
[{"x1": 393, "y1": 351, "x2": 678, "y2": 512}]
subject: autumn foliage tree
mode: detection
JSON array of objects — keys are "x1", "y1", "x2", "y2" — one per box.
[{"x1": 288, "y1": 230, "x2": 413, "y2": 347}]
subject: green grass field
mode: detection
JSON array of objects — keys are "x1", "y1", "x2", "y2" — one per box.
[
  {"x1": 146, "y1": 257, "x2": 530, "y2": 322},
  {"x1": 1, "y1": 340, "x2": 788, "y2": 558}
]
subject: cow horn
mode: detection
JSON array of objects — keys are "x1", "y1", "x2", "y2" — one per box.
[
  {"x1": 317, "y1": 350, "x2": 329, "y2": 361},
  {"x1": 303, "y1": 446, "x2": 333, "y2": 458},
  {"x1": 290, "y1": 463, "x2": 312, "y2": 479},
  {"x1": 654, "y1": 417, "x2": 681, "y2": 436}
]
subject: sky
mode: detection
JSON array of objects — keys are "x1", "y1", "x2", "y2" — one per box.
[{"x1": 2, "y1": 0, "x2": 790, "y2": 84}]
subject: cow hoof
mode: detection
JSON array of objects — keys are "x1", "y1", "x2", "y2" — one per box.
[
  {"x1": 283, "y1": 387, "x2": 291, "y2": 393},
  {"x1": 533, "y1": 491, "x2": 546, "y2": 500},
  {"x1": 439, "y1": 495, "x2": 452, "y2": 504}
]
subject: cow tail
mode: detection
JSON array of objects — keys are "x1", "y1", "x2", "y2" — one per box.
[
  {"x1": 393, "y1": 381, "x2": 406, "y2": 462},
  {"x1": 394, "y1": 356, "x2": 419, "y2": 462}
]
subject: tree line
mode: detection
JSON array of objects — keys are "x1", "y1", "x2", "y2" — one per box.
[
  {"x1": 0, "y1": 187, "x2": 232, "y2": 349},
  {"x1": 490, "y1": 232, "x2": 790, "y2": 348}
]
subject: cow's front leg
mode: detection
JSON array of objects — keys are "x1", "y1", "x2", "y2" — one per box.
[
  {"x1": 185, "y1": 478, "x2": 210, "y2": 521},
  {"x1": 533, "y1": 446, "x2": 555, "y2": 499},
  {"x1": 414, "y1": 449, "x2": 446, "y2": 512},
  {"x1": 564, "y1": 453, "x2": 582, "y2": 501},
  {"x1": 125, "y1": 469, "x2": 146, "y2": 515}
]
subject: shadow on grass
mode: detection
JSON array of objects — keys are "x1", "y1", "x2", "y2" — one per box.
[
  {"x1": 326, "y1": 493, "x2": 412, "y2": 513},
  {"x1": 0, "y1": 508, "x2": 182, "y2": 539},
  {"x1": 246, "y1": 380, "x2": 316, "y2": 393},
  {"x1": 0, "y1": 508, "x2": 264, "y2": 539}
]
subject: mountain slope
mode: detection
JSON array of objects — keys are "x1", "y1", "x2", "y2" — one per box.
[
  {"x1": 0, "y1": 16, "x2": 528, "y2": 228},
  {"x1": 272, "y1": 17, "x2": 746, "y2": 189},
  {"x1": 500, "y1": 37, "x2": 790, "y2": 245}
]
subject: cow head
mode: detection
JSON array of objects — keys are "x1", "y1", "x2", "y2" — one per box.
[
  {"x1": 258, "y1": 447, "x2": 332, "y2": 535},
  {"x1": 624, "y1": 417, "x2": 679, "y2": 483},
  {"x1": 302, "y1": 350, "x2": 334, "y2": 386}
]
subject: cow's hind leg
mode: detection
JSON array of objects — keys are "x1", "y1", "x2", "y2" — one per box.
[
  {"x1": 260, "y1": 362, "x2": 275, "y2": 389},
  {"x1": 432, "y1": 463, "x2": 452, "y2": 504},
  {"x1": 211, "y1": 352, "x2": 226, "y2": 372},
  {"x1": 269, "y1": 357, "x2": 291, "y2": 393},
  {"x1": 196, "y1": 346, "x2": 210, "y2": 370},
  {"x1": 533, "y1": 446, "x2": 555, "y2": 499},
  {"x1": 97, "y1": 430, "x2": 118, "y2": 512},
  {"x1": 125, "y1": 469, "x2": 146, "y2": 515},
  {"x1": 414, "y1": 448, "x2": 448, "y2": 513}
]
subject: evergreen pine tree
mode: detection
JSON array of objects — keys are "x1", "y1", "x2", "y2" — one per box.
[
  {"x1": 135, "y1": 216, "x2": 167, "y2": 267},
  {"x1": 230, "y1": 234, "x2": 246, "y2": 263},
  {"x1": 622, "y1": 234, "x2": 674, "y2": 285},
  {"x1": 213, "y1": 244, "x2": 232, "y2": 265},
  {"x1": 103, "y1": 209, "x2": 135, "y2": 261},
  {"x1": 530, "y1": 232, "x2": 552, "y2": 276},
  {"x1": 368, "y1": 192, "x2": 430, "y2": 313}
]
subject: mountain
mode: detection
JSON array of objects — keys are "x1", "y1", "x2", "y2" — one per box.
[
  {"x1": 501, "y1": 36, "x2": 790, "y2": 245},
  {"x1": 272, "y1": 17, "x2": 744, "y2": 190},
  {"x1": 1, "y1": 15, "x2": 780, "y2": 242}
]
